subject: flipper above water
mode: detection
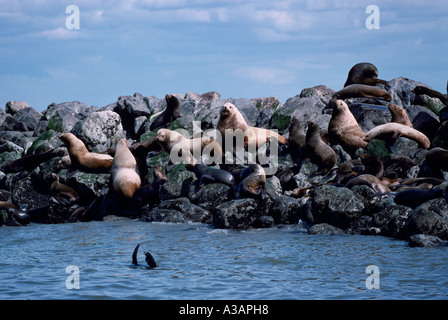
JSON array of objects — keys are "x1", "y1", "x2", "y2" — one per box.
[{"x1": 132, "y1": 243, "x2": 158, "y2": 269}]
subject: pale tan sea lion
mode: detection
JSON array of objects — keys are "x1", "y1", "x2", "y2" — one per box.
[
  {"x1": 217, "y1": 102, "x2": 288, "y2": 150},
  {"x1": 111, "y1": 138, "x2": 141, "y2": 198},
  {"x1": 364, "y1": 123, "x2": 430, "y2": 149},
  {"x1": 327, "y1": 99, "x2": 367, "y2": 155}
]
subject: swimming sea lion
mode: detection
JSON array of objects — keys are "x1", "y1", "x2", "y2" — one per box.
[
  {"x1": 111, "y1": 138, "x2": 141, "y2": 198},
  {"x1": 344, "y1": 62, "x2": 387, "y2": 87},
  {"x1": 393, "y1": 187, "x2": 447, "y2": 209},
  {"x1": 412, "y1": 86, "x2": 447, "y2": 106},
  {"x1": 388, "y1": 104, "x2": 412, "y2": 127},
  {"x1": 192, "y1": 163, "x2": 236, "y2": 187},
  {"x1": 217, "y1": 102, "x2": 288, "y2": 150},
  {"x1": 59, "y1": 133, "x2": 114, "y2": 174},
  {"x1": 364, "y1": 123, "x2": 430, "y2": 149},
  {"x1": 156, "y1": 128, "x2": 223, "y2": 165},
  {"x1": 2, "y1": 148, "x2": 66, "y2": 175},
  {"x1": 149, "y1": 94, "x2": 181, "y2": 131},
  {"x1": 345, "y1": 174, "x2": 391, "y2": 193},
  {"x1": 333, "y1": 84, "x2": 391, "y2": 101},
  {"x1": 132, "y1": 244, "x2": 158, "y2": 269},
  {"x1": 305, "y1": 121, "x2": 337, "y2": 174},
  {"x1": 238, "y1": 164, "x2": 267, "y2": 200},
  {"x1": 328, "y1": 99, "x2": 367, "y2": 155}
]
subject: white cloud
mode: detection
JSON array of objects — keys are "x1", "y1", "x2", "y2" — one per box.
[
  {"x1": 34, "y1": 27, "x2": 83, "y2": 40},
  {"x1": 235, "y1": 66, "x2": 295, "y2": 85}
]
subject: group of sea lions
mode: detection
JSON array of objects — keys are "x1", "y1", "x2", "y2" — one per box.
[{"x1": 2, "y1": 62, "x2": 448, "y2": 228}]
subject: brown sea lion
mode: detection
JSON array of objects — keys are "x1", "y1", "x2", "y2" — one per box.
[
  {"x1": 412, "y1": 86, "x2": 447, "y2": 106},
  {"x1": 111, "y1": 138, "x2": 141, "y2": 198},
  {"x1": 364, "y1": 123, "x2": 430, "y2": 149},
  {"x1": 333, "y1": 84, "x2": 391, "y2": 101},
  {"x1": 305, "y1": 121, "x2": 337, "y2": 174},
  {"x1": 345, "y1": 174, "x2": 391, "y2": 193},
  {"x1": 217, "y1": 102, "x2": 288, "y2": 150},
  {"x1": 328, "y1": 99, "x2": 367, "y2": 155},
  {"x1": 59, "y1": 133, "x2": 114, "y2": 173},
  {"x1": 344, "y1": 62, "x2": 387, "y2": 87},
  {"x1": 238, "y1": 164, "x2": 267, "y2": 200},
  {"x1": 149, "y1": 94, "x2": 181, "y2": 131},
  {"x1": 388, "y1": 104, "x2": 412, "y2": 127},
  {"x1": 49, "y1": 173, "x2": 80, "y2": 205}
]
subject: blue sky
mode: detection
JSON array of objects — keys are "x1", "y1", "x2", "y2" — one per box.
[{"x1": 1, "y1": 0, "x2": 447, "y2": 112}]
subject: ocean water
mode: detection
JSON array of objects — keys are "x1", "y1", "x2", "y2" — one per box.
[{"x1": 1, "y1": 218, "x2": 447, "y2": 300}]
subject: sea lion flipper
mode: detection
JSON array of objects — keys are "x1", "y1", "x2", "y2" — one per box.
[{"x1": 132, "y1": 244, "x2": 140, "y2": 265}]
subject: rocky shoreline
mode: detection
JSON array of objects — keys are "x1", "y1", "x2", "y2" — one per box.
[{"x1": 1, "y1": 76, "x2": 448, "y2": 248}]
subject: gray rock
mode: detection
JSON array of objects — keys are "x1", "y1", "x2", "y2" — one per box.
[
  {"x1": 154, "y1": 197, "x2": 212, "y2": 224},
  {"x1": 408, "y1": 234, "x2": 447, "y2": 248},
  {"x1": 71, "y1": 110, "x2": 123, "y2": 153},
  {"x1": 189, "y1": 182, "x2": 234, "y2": 212},
  {"x1": 311, "y1": 185, "x2": 364, "y2": 230},
  {"x1": 404, "y1": 198, "x2": 448, "y2": 240},
  {"x1": 308, "y1": 223, "x2": 346, "y2": 235},
  {"x1": 213, "y1": 198, "x2": 261, "y2": 229},
  {"x1": 270, "y1": 195, "x2": 304, "y2": 224},
  {"x1": 11, "y1": 177, "x2": 52, "y2": 219},
  {"x1": 159, "y1": 164, "x2": 196, "y2": 200}
]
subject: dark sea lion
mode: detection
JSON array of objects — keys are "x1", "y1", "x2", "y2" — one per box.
[
  {"x1": 388, "y1": 104, "x2": 412, "y2": 127},
  {"x1": 2, "y1": 148, "x2": 66, "y2": 175},
  {"x1": 149, "y1": 94, "x2": 181, "y2": 131},
  {"x1": 383, "y1": 156, "x2": 416, "y2": 179},
  {"x1": 393, "y1": 187, "x2": 447, "y2": 209},
  {"x1": 238, "y1": 164, "x2": 267, "y2": 200},
  {"x1": 305, "y1": 121, "x2": 337, "y2": 174},
  {"x1": 59, "y1": 133, "x2": 114, "y2": 174},
  {"x1": 364, "y1": 123, "x2": 430, "y2": 150},
  {"x1": 345, "y1": 174, "x2": 391, "y2": 193},
  {"x1": 333, "y1": 84, "x2": 391, "y2": 101},
  {"x1": 344, "y1": 62, "x2": 387, "y2": 87},
  {"x1": 111, "y1": 139, "x2": 141, "y2": 199},
  {"x1": 0, "y1": 201, "x2": 30, "y2": 226},
  {"x1": 328, "y1": 99, "x2": 367, "y2": 155},
  {"x1": 131, "y1": 165, "x2": 167, "y2": 209},
  {"x1": 192, "y1": 164, "x2": 236, "y2": 187},
  {"x1": 329, "y1": 160, "x2": 363, "y2": 185},
  {"x1": 425, "y1": 147, "x2": 448, "y2": 172},
  {"x1": 412, "y1": 86, "x2": 447, "y2": 106},
  {"x1": 359, "y1": 153, "x2": 384, "y2": 179},
  {"x1": 132, "y1": 244, "x2": 158, "y2": 269},
  {"x1": 288, "y1": 116, "x2": 307, "y2": 164}
]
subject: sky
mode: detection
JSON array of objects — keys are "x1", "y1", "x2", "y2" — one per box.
[{"x1": 0, "y1": 0, "x2": 447, "y2": 112}]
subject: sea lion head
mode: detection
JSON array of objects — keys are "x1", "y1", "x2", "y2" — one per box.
[
  {"x1": 156, "y1": 129, "x2": 169, "y2": 143},
  {"x1": 219, "y1": 102, "x2": 236, "y2": 119},
  {"x1": 153, "y1": 165, "x2": 167, "y2": 183}
]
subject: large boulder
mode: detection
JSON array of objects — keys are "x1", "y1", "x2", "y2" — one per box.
[
  {"x1": 404, "y1": 198, "x2": 448, "y2": 240},
  {"x1": 71, "y1": 110, "x2": 123, "y2": 153}
]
